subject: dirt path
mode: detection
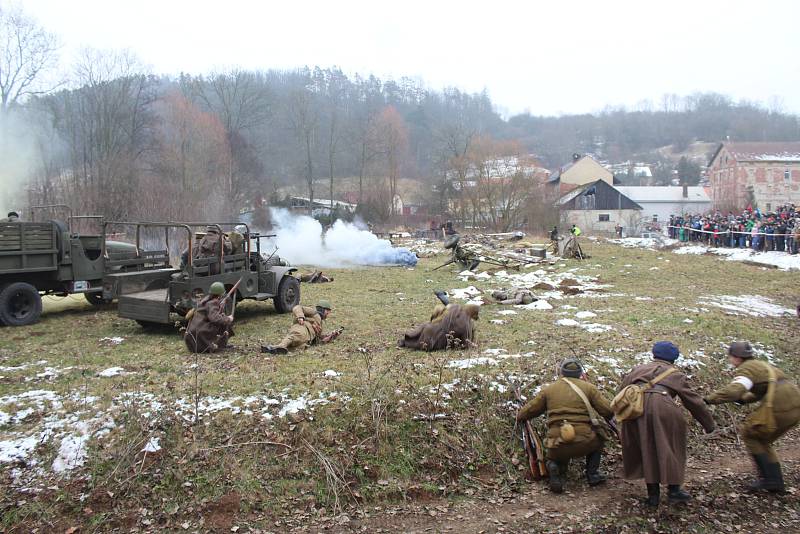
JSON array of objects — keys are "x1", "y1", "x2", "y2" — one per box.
[{"x1": 286, "y1": 438, "x2": 800, "y2": 533}]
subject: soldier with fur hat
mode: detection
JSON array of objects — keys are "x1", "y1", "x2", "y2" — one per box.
[
  {"x1": 261, "y1": 300, "x2": 341, "y2": 354},
  {"x1": 516, "y1": 359, "x2": 613, "y2": 493},
  {"x1": 704, "y1": 341, "x2": 800, "y2": 494}
]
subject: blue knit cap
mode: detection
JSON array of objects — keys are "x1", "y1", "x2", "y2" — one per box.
[{"x1": 652, "y1": 341, "x2": 679, "y2": 362}]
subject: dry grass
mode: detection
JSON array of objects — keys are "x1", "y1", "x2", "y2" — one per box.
[{"x1": 1, "y1": 239, "x2": 799, "y2": 530}]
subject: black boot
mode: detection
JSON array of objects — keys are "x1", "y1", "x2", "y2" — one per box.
[
  {"x1": 667, "y1": 484, "x2": 691, "y2": 504},
  {"x1": 763, "y1": 461, "x2": 786, "y2": 494},
  {"x1": 747, "y1": 453, "x2": 769, "y2": 492},
  {"x1": 644, "y1": 483, "x2": 660, "y2": 507},
  {"x1": 547, "y1": 460, "x2": 564, "y2": 494},
  {"x1": 585, "y1": 450, "x2": 606, "y2": 486},
  {"x1": 261, "y1": 345, "x2": 288, "y2": 355},
  {"x1": 433, "y1": 289, "x2": 449, "y2": 306}
]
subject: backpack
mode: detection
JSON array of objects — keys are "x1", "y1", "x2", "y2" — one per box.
[{"x1": 611, "y1": 367, "x2": 677, "y2": 422}]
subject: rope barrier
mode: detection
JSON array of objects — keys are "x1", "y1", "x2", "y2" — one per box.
[{"x1": 666, "y1": 225, "x2": 799, "y2": 237}]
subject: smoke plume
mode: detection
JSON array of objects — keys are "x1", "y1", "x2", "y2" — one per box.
[{"x1": 265, "y1": 208, "x2": 417, "y2": 267}]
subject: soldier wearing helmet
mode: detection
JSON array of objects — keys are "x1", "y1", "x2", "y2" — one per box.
[
  {"x1": 261, "y1": 300, "x2": 341, "y2": 355},
  {"x1": 184, "y1": 281, "x2": 234, "y2": 353},
  {"x1": 705, "y1": 341, "x2": 800, "y2": 494},
  {"x1": 516, "y1": 359, "x2": 613, "y2": 494}
]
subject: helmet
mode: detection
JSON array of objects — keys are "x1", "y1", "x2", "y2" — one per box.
[
  {"x1": 560, "y1": 358, "x2": 583, "y2": 378},
  {"x1": 206, "y1": 225, "x2": 219, "y2": 233},
  {"x1": 728, "y1": 341, "x2": 753, "y2": 359},
  {"x1": 316, "y1": 299, "x2": 332, "y2": 310},
  {"x1": 209, "y1": 282, "x2": 226, "y2": 296}
]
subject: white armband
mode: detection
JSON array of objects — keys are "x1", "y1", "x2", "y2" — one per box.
[{"x1": 732, "y1": 376, "x2": 754, "y2": 391}]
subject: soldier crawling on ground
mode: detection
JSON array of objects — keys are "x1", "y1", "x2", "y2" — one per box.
[
  {"x1": 261, "y1": 300, "x2": 342, "y2": 354},
  {"x1": 397, "y1": 290, "x2": 479, "y2": 351},
  {"x1": 491, "y1": 288, "x2": 536, "y2": 305},
  {"x1": 299, "y1": 271, "x2": 334, "y2": 283}
]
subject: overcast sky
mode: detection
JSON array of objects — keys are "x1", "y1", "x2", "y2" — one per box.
[{"x1": 19, "y1": 0, "x2": 800, "y2": 117}]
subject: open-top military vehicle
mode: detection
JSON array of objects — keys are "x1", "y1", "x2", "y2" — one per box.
[
  {"x1": 108, "y1": 222, "x2": 300, "y2": 327},
  {"x1": 0, "y1": 205, "x2": 142, "y2": 326}
]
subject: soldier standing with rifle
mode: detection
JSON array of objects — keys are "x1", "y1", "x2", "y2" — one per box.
[
  {"x1": 261, "y1": 300, "x2": 342, "y2": 354},
  {"x1": 516, "y1": 359, "x2": 614, "y2": 493},
  {"x1": 184, "y1": 281, "x2": 236, "y2": 353}
]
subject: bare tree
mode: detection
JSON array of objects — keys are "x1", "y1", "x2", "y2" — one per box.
[
  {"x1": 286, "y1": 86, "x2": 318, "y2": 207},
  {"x1": 0, "y1": 4, "x2": 59, "y2": 112}
]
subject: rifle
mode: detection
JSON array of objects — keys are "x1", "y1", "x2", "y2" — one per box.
[
  {"x1": 431, "y1": 257, "x2": 456, "y2": 271},
  {"x1": 323, "y1": 326, "x2": 344, "y2": 343},
  {"x1": 219, "y1": 277, "x2": 243, "y2": 317},
  {"x1": 513, "y1": 387, "x2": 548, "y2": 480}
]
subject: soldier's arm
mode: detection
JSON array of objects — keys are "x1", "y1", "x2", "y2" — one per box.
[
  {"x1": 674, "y1": 373, "x2": 716, "y2": 432},
  {"x1": 516, "y1": 388, "x2": 547, "y2": 422},
  {"x1": 292, "y1": 305, "x2": 315, "y2": 320},
  {"x1": 589, "y1": 385, "x2": 614, "y2": 419},
  {"x1": 704, "y1": 374, "x2": 754, "y2": 404},
  {"x1": 206, "y1": 301, "x2": 232, "y2": 326}
]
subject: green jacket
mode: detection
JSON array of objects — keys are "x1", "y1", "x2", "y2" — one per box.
[{"x1": 517, "y1": 378, "x2": 612, "y2": 427}]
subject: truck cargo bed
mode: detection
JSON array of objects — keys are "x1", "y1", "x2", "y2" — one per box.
[{"x1": 118, "y1": 288, "x2": 171, "y2": 324}]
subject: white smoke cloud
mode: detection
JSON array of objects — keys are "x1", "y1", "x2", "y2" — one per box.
[{"x1": 265, "y1": 208, "x2": 417, "y2": 268}]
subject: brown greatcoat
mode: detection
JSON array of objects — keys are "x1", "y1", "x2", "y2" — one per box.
[
  {"x1": 397, "y1": 303, "x2": 479, "y2": 351},
  {"x1": 184, "y1": 295, "x2": 233, "y2": 353},
  {"x1": 517, "y1": 378, "x2": 613, "y2": 461},
  {"x1": 619, "y1": 360, "x2": 715, "y2": 485}
]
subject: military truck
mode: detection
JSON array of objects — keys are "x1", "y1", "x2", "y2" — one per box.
[
  {"x1": 0, "y1": 205, "x2": 140, "y2": 326},
  {"x1": 110, "y1": 222, "x2": 300, "y2": 327}
]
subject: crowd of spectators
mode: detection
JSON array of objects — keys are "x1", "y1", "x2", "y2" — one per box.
[{"x1": 668, "y1": 204, "x2": 800, "y2": 254}]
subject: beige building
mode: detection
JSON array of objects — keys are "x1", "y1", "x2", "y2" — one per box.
[
  {"x1": 707, "y1": 142, "x2": 800, "y2": 211},
  {"x1": 547, "y1": 154, "x2": 614, "y2": 195}
]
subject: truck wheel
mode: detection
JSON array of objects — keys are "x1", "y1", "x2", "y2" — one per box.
[
  {"x1": 273, "y1": 276, "x2": 300, "y2": 313},
  {"x1": 85, "y1": 292, "x2": 112, "y2": 306},
  {"x1": 0, "y1": 282, "x2": 43, "y2": 327}
]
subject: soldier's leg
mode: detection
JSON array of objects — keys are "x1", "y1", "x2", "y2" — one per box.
[{"x1": 277, "y1": 324, "x2": 311, "y2": 350}]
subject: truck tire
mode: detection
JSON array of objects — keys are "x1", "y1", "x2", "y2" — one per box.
[
  {"x1": 85, "y1": 292, "x2": 112, "y2": 306},
  {"x1": 0, "y1": 282, "x2": 43, "y2": 327},
  {"x1": 273, "y1": 276, "x2": 300, "y2": 313}
]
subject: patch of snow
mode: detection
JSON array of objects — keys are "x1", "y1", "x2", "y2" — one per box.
[
  {"x1": 490, "y1": 319, "x2": 506, "y2": 324},
  {"x1": 698, "y1": 295, "x2": 793, "y2": 318},
  {"x1": 672, "y1": 246, "x2": 800, "y2": 271},
  {"x1": 98, "y1": 367, "x2": 125, "y2": 377},
  {"x1": 580, "y1": 323, "x2": 614, "y2": 333},
  {"x1": 450, "y1": 286, "x2": 481, "y2": 300},
  {"x1": 515, "y1": 300, "x2": 553, "y2": 310},
  {"x1": 483, "y1": 348, "x2": 507, "y2": 355},
  {"x1": 99, "y1": 337, "x2": 125, "y2": 345},
  {"x1": 496, "y1": 310, "x2": 518, "y2": 315},
  {"x1": 142, "y1": 437, "x2": 161, "y2": 453},
  {"x1": 683, "y1": 318, "x2": 694, "y2": 324},
  {"x1": 52, "y1": 431, "x2": 89, "y2": 473},
  {"x1": 0, "y1": 360, "x2": 48, "y2": 372},
  {"x1": 576, "y1": 311, "x2": 597, "y2": 319},
  {"x1": 322, "y1": 370, "x2": 341, "y2": 378},
  {"x1": 447, "y1": 357, "x2": 499, "y2": 369},
  {"x1": 556, "y1": 318, "x2": 580, "y2": 327}
]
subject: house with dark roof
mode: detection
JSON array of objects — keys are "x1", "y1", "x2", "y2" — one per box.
[
  {"x1": 548, "y1": 154, "x2": 614, "y2": 195},
  {"x1": 556, "y1": 179, "x2": 642, "y2": 234},
  {"x1": 707, "y1": 142, "x2": 800, "y2": 211}
]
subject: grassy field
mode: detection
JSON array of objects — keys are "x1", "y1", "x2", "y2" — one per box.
[{"x1": 1, "y1": 238, "x2": 799, "y2": 532}]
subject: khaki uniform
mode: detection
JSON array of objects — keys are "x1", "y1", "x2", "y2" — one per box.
[
  {"x1": 491, "y1": 289, "x2": 535, "y2": 305},
  {"x1": 517, "y1": 378, "x2": 613, "y2": 461},
  {"x1": 706, "y1": 359, "x2": 800, "y2": 462},
  {"x1": 398, "y1": 304, "x2": 478, "y2": 351},
  {"x1": 274, "y1": 305, "x2": 325, "y2": 351}
]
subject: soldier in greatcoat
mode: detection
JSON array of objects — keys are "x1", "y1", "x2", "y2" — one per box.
[
  {"x1": 704, "y1": 341, "x2": 800, "y2": 494},
  {"x1": 397, "y1": 291, "x2": 479, "y2": 351},
  {"x1": 184, "y1": 282, "x2": 234, "y2": 353},
  {"x1": 516, "y1": 359, "x2": 614, "y2": 493},
  {"x1": 619, "y1": 341, "x2": 715, "y2": 507},
  {"x1": 261, "y1": 300, "x2": 340, "y2": 354}
]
